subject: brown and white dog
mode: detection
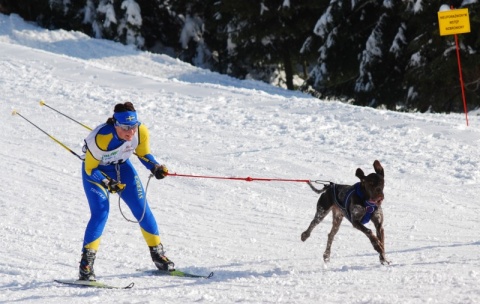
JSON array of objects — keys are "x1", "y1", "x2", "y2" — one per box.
[{"x1": 301, "y1": 160, "x2": 390, "y2": 265}]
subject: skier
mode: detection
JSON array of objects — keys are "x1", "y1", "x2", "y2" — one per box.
[{"x1": 79, "y1": 101, "x2": 174, "y2": 281}]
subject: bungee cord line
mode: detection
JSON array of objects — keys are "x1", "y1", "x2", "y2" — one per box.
[{"x1": 166, "y1": 172, "x2": 311, "y2": 183}]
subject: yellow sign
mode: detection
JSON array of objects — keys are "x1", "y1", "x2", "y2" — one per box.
[{"x1": 438, "y1": 8, "x2": 470, "y2": 36}]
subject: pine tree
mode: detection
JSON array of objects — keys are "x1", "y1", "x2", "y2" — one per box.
[
  {"x1": 402, "y1": 1, "x2": 480, "y2": 112},
  {"x1": 173, "y1": 0, "x2": 213, "y2": 67},
  {"x1": 3, "y1": 0, "x2": 479, "y2": 112},
  {"x1": 118, "y1": 0, "x2": 144, "y2": 48},
  {"x1": 0, "y1": 0, "x2": 49, "y2": 23},
  {"x1": 354, "y1": 2, "x2": 408, "y2": 110},
  {"x1": 137, "y1": 0, "x2": 180, "y2": 57},
  {"x1": 211, "y1": 0, "x2": 325, "y2": 90},
  {"x1": 308, "y1": 0, "x2": 385, "y2": 102},
  {"x1": 95, "y1": 0, "x2": 118, "y2": 39},
  {"x1": 139, "y1": 0, "x2": 215, "y2": 67},
  {"x1": 308, "y1": 0, "x2": 480, "y2": 112}
]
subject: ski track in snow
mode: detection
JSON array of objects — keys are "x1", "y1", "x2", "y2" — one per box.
[{"x1": 1, "y1": 13, "x2": 480, "y2": 304}]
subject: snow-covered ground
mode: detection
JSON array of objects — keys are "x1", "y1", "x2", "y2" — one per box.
[{"x1": 1, "y1": 13, "x2": 480, "y2": 304}]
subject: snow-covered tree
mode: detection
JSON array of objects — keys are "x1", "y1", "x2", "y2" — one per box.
[
  {"x1": 118, "y1": 0, "x2": 144, "y2": 48},
  {"x1": 178, "y1": 14, "x2": 212, "y2": 67},
  {"x1": 354, "y1": 2, "x2": 408, "y2": 109},
  {"x1": 3, "y1": 0, "x2": 480, "y2": 112},
  {"x1": 306, "y1": 0, "x2": 480, "y2": 112},
  {"x1": 211, "y1": 0, "x2": 325, "y2": 90},
  {"x1": 308, "y1": 0, "x2": 383, "y2": 100},
  {"x1": 95, "y1": 0, "x2": 117, "y2": 39},
  {"x1": 401, "y1": 0, "x2": 480, "y2": 112},
  {"x1": 355, "y1": 13, "x2": 386, "y2": 95}
]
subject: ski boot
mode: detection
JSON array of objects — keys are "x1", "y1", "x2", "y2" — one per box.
[
  {"x1": 79, "y1": 248, "x2": 96, "y2": 281},
  {"x1": 149, "y1": 244, "x2": 175, "y2": 271}
]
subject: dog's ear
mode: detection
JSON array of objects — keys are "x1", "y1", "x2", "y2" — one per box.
[
  {"x1": 355, "y1": 168, "x2": 365, "y2": 180},
  {"x1": 373, "y1": 160, "x2": 384, "y2": 177}
]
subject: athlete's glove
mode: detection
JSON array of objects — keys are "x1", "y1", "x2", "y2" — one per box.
[
  {"x1": 102, "y1": 178, "x2": 125, "y2": 193},
  {"x1": 151, "y1": 164, "x2": 168, "y2": 179}
]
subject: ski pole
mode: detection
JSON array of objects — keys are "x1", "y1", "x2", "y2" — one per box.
[
  {"x1": 39, "y1": 101, "x2": 157, "y2": 166},
  {"x1": 40, "y1": 100, "x2": 92, "y2": 131},
  {"x1": 13, "y1": 110, "x2": 125, "y2": 190},
  {"x1": 12, "y1": 110, "x2": 84, "y2": 160}
]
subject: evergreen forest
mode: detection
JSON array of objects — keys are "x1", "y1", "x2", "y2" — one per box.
[{"x1": 1, "y1": 0, "x2": 479, "y2": 113}]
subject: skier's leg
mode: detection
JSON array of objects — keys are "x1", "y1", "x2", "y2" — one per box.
[
  {"x1": 120, "y1": 161, "x2": 175, "y2": 271},
  {"x1": 79, "y1": 163, "x2": 111, "y2": 280}
]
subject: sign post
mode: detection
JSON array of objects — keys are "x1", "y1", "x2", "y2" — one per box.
[{"x1": 437, "y1": 7, "x2": 470, "y2": 126}]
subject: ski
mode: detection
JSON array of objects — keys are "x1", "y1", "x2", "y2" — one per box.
[
  {"x1": 141, "y1": 269, "x2": 214, "y2": 279},
  {"x1": 54, "y1": 279, "x2": 134, "y2": 289}
]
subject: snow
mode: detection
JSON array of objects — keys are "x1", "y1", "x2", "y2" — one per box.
[
  {"x1": 179, "y1": 15, "x2": 203, "y2": 49},
  {"x1": 121, "y1": 0, "x2": 142, "y2": 26},
  {"x1": 390, "y1": 23, "x2": 406, "y2": 58},
  {"x1": 413, "y1": 0, "x2": 424, "y2": 14},
  {"x1": 383, "y1": 0, "x2": 394, "y2": 9},
  {"x1": 98, "y1": 1, "x2": 117, "y2": 27},
  {"x1": 409, "y1": 51, "x2": 424, "y2": 67},
  {"x1": 463, "y1": 0, "x2": 479, "y2": 6},
  {"x1": 1, "y1": 12, "x2": 480, "y2": 304},
  {"x1": 313, "y1": 5, "x2": 333, "y2": 39},
  {"x1": 355, "y1": 14, "x2": 385, "y2": 93},
  {"x1": 260, "y1": 3, "x2": 269, "y2": 15}
]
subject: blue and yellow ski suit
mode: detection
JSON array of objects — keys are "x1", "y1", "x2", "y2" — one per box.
[{"x1": 81, "y1": 122, "x2": 162, "y2": 251}]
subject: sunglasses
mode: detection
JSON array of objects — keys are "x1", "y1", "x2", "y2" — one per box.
[{"x1": 115, "y1": 122, "x2": 138, "y2": 131}]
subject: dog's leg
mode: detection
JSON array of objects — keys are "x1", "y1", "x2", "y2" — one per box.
[
  {"x1": 351, "y1": 205, "x2": 388, "y2": 264},
  {"x1": 371, "y1": 208, "x2": 390, "y2": 264},
  {"x1": 323, "y1": 208, "x2": 343, "y2": 263},
  {"x1": 301, "y1": 194, "x2": 332, "y2": 242},
  {"x1": 301, "y1": 207, "x2": 330, "y2": 242}
]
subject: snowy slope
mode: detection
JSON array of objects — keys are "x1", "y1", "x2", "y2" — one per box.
[{"x1": 1, "y1": 13, "x2": 480, "y2": 304}]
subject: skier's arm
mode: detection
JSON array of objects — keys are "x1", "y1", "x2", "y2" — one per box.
[
  {"x1": 84, "y1": 150, "x2": 106, "y2": 183},
  {"x1": 135, "y1": 124, "x2": 167, "y2": 179},
  {"x1": 135, "y1": 124, "x2": 159, "y2": 170}
]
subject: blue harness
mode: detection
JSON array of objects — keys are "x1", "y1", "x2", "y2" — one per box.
[{"x1": 332, "y1": 182, "x2": 377, "y2": 224}]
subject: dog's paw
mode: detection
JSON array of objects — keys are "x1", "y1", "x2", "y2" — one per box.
[
  {"x1": 380, "y1": 256, "x2": 391, "y2": 265},
  {"x1": 300, "y1": 231, "x2": 310, "y2": 242},
  {"x1": 323, "y1": 254, "x2": 330, "y2": 263}
]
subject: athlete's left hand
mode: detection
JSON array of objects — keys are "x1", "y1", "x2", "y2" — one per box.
[
  {"x1": 151, "y1": 164, "x2": 168, "y2": 179},
  {"x1": 102, "y1": 178, "x2": 126, "y2": 193}
]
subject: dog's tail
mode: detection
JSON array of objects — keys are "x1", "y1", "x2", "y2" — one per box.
[{"x1": 307, "y1": 181, "x2": 331, "y2": 194}]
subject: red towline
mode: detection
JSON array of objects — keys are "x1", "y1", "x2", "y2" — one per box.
[{"x1": 166, "y1": 172, "x2": 310, "y2": 183}]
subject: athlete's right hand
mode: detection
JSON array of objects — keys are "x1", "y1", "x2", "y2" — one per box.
[{"x1": 102, "y1": 178, "x2": 125, "y2": 193}]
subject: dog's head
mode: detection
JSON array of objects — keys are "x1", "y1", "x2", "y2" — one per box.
[{"x1": 355, "y1": 160, "x2": 385, "y2": 205}]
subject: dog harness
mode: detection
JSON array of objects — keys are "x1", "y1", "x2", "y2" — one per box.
[{"x1": 332, "y1": 182, "x2": 377, "y2": 224}]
